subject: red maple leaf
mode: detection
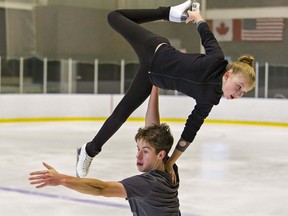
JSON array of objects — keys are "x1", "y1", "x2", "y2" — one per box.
[{"x1": 216, "y1": 22, "x2": 229, "y2": 35}]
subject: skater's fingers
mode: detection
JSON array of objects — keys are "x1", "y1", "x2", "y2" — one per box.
[
  {"x1": 31, "y1": 180, "x2": 49, "y2": 188},
  {"x1": 30, "y1": 170, "x2": 49, "y2": 175},
  {"x1": 30, "y1": 179, "x2": 46, "y2": 185},
  {"x1": 29, "y1": 173, "x2": 50, "y2": 180},
  {"x1": 42, "y1": 162, "x2": 54, "y2": 169}
]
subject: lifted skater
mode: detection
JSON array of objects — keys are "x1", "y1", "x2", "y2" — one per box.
[{"x1": 77, "y1": 0, "x2": 256, "y2": 180}]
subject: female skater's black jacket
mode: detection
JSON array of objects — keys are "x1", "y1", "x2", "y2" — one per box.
[{"x1": 149, "y1": 22, "x2": 228, "y2": 143}]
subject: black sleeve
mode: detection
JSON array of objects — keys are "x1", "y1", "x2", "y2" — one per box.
[
  {"x1": 181, "y1": 102, "x2": 213, "y2": 143},
  {"x1": 197, "y1": 22, "x2": 225, "y2": 59}
]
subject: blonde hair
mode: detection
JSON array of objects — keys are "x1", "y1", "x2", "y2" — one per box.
[{"x1": 226, "y1": 55, "x2": 256, "y2": 88}]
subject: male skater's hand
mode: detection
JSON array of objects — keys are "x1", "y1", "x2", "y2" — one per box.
[
  {"x1": 29, "y1": 162, "x2": 63, "y2": 188},
  {"x1": 185, "y1": 10, "x2": 204, "y2": 24}
]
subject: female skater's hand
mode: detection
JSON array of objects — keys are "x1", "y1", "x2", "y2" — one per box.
[
  {"x1": 185, "y1": 10, "x2": 204, "y2": 24},
  {"x1": 165, "y1": 163, "x2": 177, "y2": 184},
  {"x1": 29, "y1": 162, "x2": 62, "y2": 188}
]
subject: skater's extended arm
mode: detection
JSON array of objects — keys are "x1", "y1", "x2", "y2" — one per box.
[
  {"x1": 187, "y1": 10, "x2": 224, "y2": 58},
  {"x1": 29, "y1": 162, "x2": 127, "y2": 198},
  {"x1": 165, "y1": 139, "x2": 188, "y2": 182},
  {"x1": 145, "y1": 86, "x2": 160, "y2": 127}
]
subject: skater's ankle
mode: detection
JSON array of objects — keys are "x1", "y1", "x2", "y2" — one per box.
[{"x1": 85, "y1": 142, "x2": 100, "y2": 157}]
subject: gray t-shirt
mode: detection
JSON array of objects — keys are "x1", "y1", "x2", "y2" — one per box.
[{"x1": 120, "y1": 166, "x2": 180, "y2": 216}]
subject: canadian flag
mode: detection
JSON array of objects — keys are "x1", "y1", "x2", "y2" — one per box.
[{"x1": 207, "y1": 19, "x2": 242, "y2": 42}]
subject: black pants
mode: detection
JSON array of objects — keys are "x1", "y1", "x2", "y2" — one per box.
[{"x1": 86, "y1": 7, "x2": 171, "y2": 156}]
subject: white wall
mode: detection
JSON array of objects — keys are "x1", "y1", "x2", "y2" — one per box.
[{"x1": 0, "y1": 94, "x2": 287, "y2": 124}]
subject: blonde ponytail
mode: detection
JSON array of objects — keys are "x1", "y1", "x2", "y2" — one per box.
[{"x1": 238, "y1": 55, "x2": 255, "y2": 67}]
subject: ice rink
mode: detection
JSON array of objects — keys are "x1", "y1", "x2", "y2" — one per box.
[{"x1": 0, "y1": 121, "x2": 287, "y2": 216}]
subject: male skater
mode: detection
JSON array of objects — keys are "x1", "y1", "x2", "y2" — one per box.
[{"x1": 29, "y1": 87, "x2": 180, "y2": 215}]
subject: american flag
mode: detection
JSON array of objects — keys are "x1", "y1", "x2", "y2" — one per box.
[{"x1": 241, "y1": 18, "x2": 284, "y2": 41}]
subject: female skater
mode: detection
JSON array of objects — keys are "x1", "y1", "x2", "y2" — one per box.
[{"x1": 77, "y1": 0, "x2": 256, "y2": 178}]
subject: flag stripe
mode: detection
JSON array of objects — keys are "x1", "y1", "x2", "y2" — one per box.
[{"x1": 242, "y1": 31, "x2": 283, "y2": 34}]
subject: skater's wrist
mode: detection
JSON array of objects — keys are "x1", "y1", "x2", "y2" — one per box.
[{"x1": 196, "y1": 19, "x2": 205, "y2": 27}]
